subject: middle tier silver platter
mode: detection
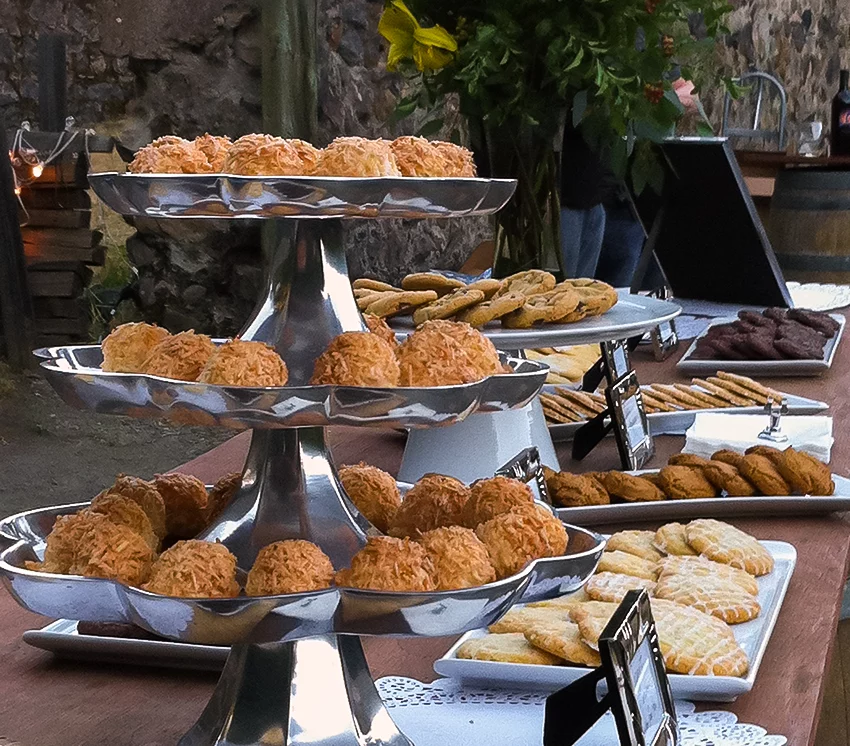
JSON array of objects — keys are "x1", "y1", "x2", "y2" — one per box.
[{"x1": 35, "y1": 346, "x2": 546, "y2": 429}]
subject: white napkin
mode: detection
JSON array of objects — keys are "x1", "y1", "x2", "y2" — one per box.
[{"x1": 682, "y1": 413, "x2": 833, "y2": 463}]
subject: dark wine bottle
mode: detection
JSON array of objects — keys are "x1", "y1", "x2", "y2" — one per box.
[{"x1": 831, "y1": 69, "x2": 850, "y2": 156}]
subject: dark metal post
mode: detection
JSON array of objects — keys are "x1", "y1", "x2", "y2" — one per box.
[
  {"x1": 38, "y1": 35, "x2": 67, "y2": 132},
  {"x1": 0, "y1": 120, "x2": 36, "y2": 367}
]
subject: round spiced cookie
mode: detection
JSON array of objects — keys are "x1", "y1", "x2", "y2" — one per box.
[
  {"x1": 775, "y1": 448, "x2": 834, "y2": 496},
  {"x1": 457, "y1": 292, "x2": 525, "y2": 327},
  {"x1": 743, "y1": 445, "x2": 784, "y2": 465},
  {"x1": 602, "y1": 472, "x2": 666, "y2": 502},
  {"x1": 711, "y1": 450, "x2": 745, "y2": 468},
  {"x1": 412, "y1": 288, "x2": 485, "y2": 325},
  {"x1": 738, "y1": 454, "x2": 791, "y2": 495},
  {"x1": 657, "y1": 466, "x2": 718, "y2": 499},
  {"x1": 667, "y1": 454, "x2": 712, "y2": 468},
  {"x1": 543, "y1": 468, "x2": 609, "y2": 508},
  {"x1": 494, "y1": 269, "x2": 556, "y2": 298},
  {"x1": 502, "y1": 288, "x2": 581, "y2": 329},
  {"x1": 701, "y1": 461, "x2": 757, "y2": 497}
]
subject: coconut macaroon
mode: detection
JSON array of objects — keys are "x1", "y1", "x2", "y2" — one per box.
[
  {"x1": 396, "y1": 320, "x2": 501, "y2": 386},
  {"x1": 128, "y1": 136, "x2": 213, "y2": 174},
  {"x1": 364, "y1": 314, "x2": 399, "y2": 348},
  {"x1": 475, "y1": 504, "x2": 568, "y2": 578},
  {"x1": 153, "y1": 473, "x2": 211, "y2": 539},
  {"x1": 338, "y1": 462, "x2": 401, "y2": 533},
  {"x1": 101, "y1": 474, "x2": 168, "y2": 540},
  {"x1": 387, "y1": 473, "x2": 470, "y2": 538},
  {"x1": 417, "y1": 526, "x2": 496, "y2": 590},
  {"x1": 194, "y1": 133, "x2": 232, "y2": 171},
  {"x1": 223, "y1": 134, "x2": 320, "y2": 175},
  {"x1": 462, "y1": 476, "x2": 535, "y2": 528},
  {"x1": 40, "y1": 511, "x2": 116, "y2": 574},
  {"x1": 432, "y1": 141, "x2": 476, "y2": 177},
  {"x1": 390, "y1": 136, "x2": 477, "y2": 177},
  {"x1": 89, "y1": 492, "x2": 160, "y2": 551},
  {"x1": 143, "y1": 540, "x2": 240, "y2": 598},
  {"x1": 206, "y1": 472, "x2": 242, "y2": 524},
  {"x1": 245, "y1": 540, "x2": 335, "y2": 595},
  {"x1": 313, "y1": 136, "x2": 401, "y2": 177},
  {"x1": 198, "y1": 339, "x2": 289, "y2": 387},
  {"x1": 101, "y1": 322, "x2": 170, "y2": 373},
  {"x1": 310, "y1": 332, "x2": 400, "y2": 387},
  {"x1": 335, "y1": 537, "x2": 436, "y2": 592},
  {"x1": 69, "y1": 521, "x2": 156, "y2": 587},
  {"x1": 142, "y1": 330, "x2": 216, "y2": 382}
]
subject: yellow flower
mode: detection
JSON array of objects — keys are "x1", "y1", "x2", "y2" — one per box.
[{"x1": 379, "y1": 0, "x2": 458, "y2": 72}]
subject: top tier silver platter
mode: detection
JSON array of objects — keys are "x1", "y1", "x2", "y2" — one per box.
[
  {"x1": 88, "y1": 172, "x2": 517, "y2": 219},
  {"x1": 393, "y1": 290, "x2": 682, "y2": 349}
]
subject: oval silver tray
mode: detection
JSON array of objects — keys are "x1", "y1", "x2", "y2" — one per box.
[
  {"x1": 0, "y1": 502, "x2": 604, "y2": 645},
  {"x1": 88, "y1": 173, "x2": 517, "y2": 220},
  {"x1": 36, "y1": 346, "x2": 547, "y2": 429}
]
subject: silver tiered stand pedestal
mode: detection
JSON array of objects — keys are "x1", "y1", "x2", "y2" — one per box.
[{"x1": 0, "y1": 174, "x2": 606, "y2": 746}]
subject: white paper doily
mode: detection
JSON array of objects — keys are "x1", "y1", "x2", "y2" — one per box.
[
  {"x1": 787, "y1": 282, "x2": 850, "y2": 312},
  {"x1": 377, "y1": 677, "x2": 787, "y2": 746}
]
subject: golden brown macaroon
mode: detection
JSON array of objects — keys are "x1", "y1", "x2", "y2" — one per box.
[
  {"x1": 101, "y1": 322, "x2": 170, "y2": 373},
  {"x1": 313, "y1": 136, "x2": 401, "y2": 177},
  {"x1": 461, "y1": 476, "x2": 535, "y2": 528},
  {"x1": 417, "y1": 526, "x2": 496, "y2": 590},
  {"x1": 205, "y1": 472, "x2": 242, "y2": 525},
  {"x1": 198, "y1": 339, "x2": 289, "y2": 387},
  {"x1": 103, "y1": 474, "x2": 167, "y2": 540},
  {"x1": 657, "y1": 465, "x2": 718, "y2": 499},
  {"x1": 194, "y1": 133, "x2": 232, "y2": 171},
  {"x1": 143, "y1": 540, "x2": 240, "y2": 598},
  {"x1": 245, "y1": 540, "x2": 334, "y2": 595},
  {"x1": 775, "y1": 448, "x2": 835, "y2": 496},
  {"x1": 391, "y1": 136, "x2": 451, "y2": 177},
  {"x1": 475, "y1": 504, "x2": 568, "y2": 578},
  {"x1": 396, "y1": 320, "x2": 500, "y2": 386},
  {"x1": 128, "y1": 136, "x2": 212, "y2": 174},
  {"x1": 387, "y1": 473, "x2": 470, "y2": 538},
  {"x1": 431, "y1": 141, "x2": 477, "y2": 177},
  {"x1": 364, "y1": 313, "x2": 399, "y2": 348},
  {"x1": 154, "y1": 473, "x2": 210, "y2": 539},
  {"x1": 69, "y1": 521, "x2": 155, "y2": 587},
  {"x1": 41, "y1": 511, "x2": 115, "y2": 573},
  {"x1": 335, "y1": 536, "x2": 436, "y2": 592},
  {"x1": 142, "y1": 330, "x2": 216, "y2": 382},
  {"x1": 310, "y1": 332, "x2": 400, "y2": 386},
  {"x1": 738, "y1": 454, "x2": 791, "y2": 495},
  {"x1": 338, "y1": 462, "x2": 401, "y2": 533},
  {"x1": 602, "y1": 472, "x2": 666, "y2": 502},
  {"x1": 701, "y1": 461, "x2": 757, "y2": 497},
  {"x1": 223, "y1": 134, "x2": 319, "y2": 175},
  {"x1": 543, "y1": 467, "x2": 610, "y2": 508},
  {"x1": 89, "y1": 493, "x2": 159, "y2": 551}
]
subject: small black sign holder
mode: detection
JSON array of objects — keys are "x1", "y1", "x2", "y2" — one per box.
[
  {"x1": 572, "y1": 337, "x2": 655, "y2": 470},
  {"x1": 543, "y1": 590, "x2": 678, "y2": 746}
]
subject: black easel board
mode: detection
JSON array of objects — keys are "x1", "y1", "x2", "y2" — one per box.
[{"x1": 631, "y1": 138, "x2": 792, "y2": 308}]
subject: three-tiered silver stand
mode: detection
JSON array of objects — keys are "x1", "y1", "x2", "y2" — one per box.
[{"x1": 0, "y1": 173, "x2": 605, "y2": 746}]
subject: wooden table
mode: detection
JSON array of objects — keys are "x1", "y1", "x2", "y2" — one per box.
[{"x1": 3, "y1": 332, "x2": 850, "y2": 744}]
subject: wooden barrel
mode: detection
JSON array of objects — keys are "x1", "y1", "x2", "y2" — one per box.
[{"x1": 769, "y1": 169, "x2": 850, "y2": 283}]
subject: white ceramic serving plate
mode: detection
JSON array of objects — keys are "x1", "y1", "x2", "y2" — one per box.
[
  {"x1": 552, "y1": 475, "x2": 850, "y2": 526},
  {"x1": 435, "y1": 540, "x2": 795, "y2": 703},
  {"x1": 676, "y1": 314, "x2": 845, "y2": 377}
]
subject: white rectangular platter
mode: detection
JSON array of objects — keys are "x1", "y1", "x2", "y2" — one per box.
[
  {"x1": 552, "y1": 474, "x2": 850, "y2": 526},
  {"x1": 676, "y1": 313, "x2": 845, "y2": 377},
  {"x1": 23, "y1": 620, "x2": 228, "y2": 671},
  {"x1": 434, "y1": 540, "x2": 795, "y2": 702},
  {"x1": 547, "y1": 392, "x2": 828, "y2": 441}
]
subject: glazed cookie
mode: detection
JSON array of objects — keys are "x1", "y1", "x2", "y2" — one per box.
[
  {"x1": 585, "y1": 571, "x2": 656, "y2": 603},
  {"x1": 602, "y1": 472, "x2": 666, "y2": 503},
  {"x1": 466, "y1": 278, "x2": 503, "y2": 299},
  {"x1": 701, "y1": 461, "x2": 757, "y2": 497},
  {"x1": 412, "y1": 288, "x2": 485, "y2": 325},
  {"x1": 657, "y1": 466, "x2": 718, "y2": 499},
  {"x1": 524, "y1": 619, "x2": 602, "y2": 666},
  {"x1": 776, "y1": 448, "x2": 834, "y2": 496},
  {"x1": 456, "y1": 633, "x2": 561, "y2": 665},
  {"x1": 656, "y1": 555, "x2": 759, "y2": 596},
  {"x1": 401, "y1": 272, "x2": 466, "y2": 295},
  {"x1": 605, "y1": 530, "x2": 664, "y2": 562},
  {"x1": 737, "y1": 454, "x2": 791, "y2": 496},
  {"x1": 456, "y1": 292, "x2": 526, "y2": 327},
  {"x1": 685, "y1": 519, "x2": 774, "y2": 576},
  {"x1": 653, "y1": 523, "x2": 698, "y2": 556},
  {"x1": 488, "y1": 605, "x2": 571, "y2": 634},
  {"x1": 494, "y1": 269, "x2": 556, "y2": 298},
  {"x1": 596, "y1": 550, "x2": 658, "y2": 581},
  {"x1": 365, "y1": 290, "x2": 439, "y2": 318},
  {"x1": 502, "y1": 288, "x2": 581, "y2": 329},
  {"x1": 654, "y1": 571, "x2": 761, "y2": 624}
]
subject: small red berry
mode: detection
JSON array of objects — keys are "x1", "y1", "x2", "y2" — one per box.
[{"x1": 643, "y1": 83, "x2": 664, "y2": 104}]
